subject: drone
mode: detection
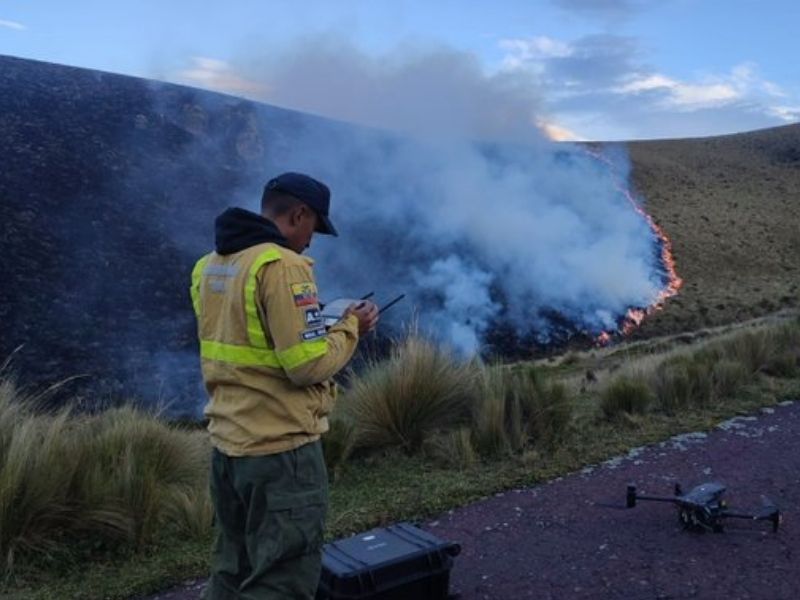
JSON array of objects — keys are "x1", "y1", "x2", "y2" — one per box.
[{"x1": 616, "y1": 482, "x2": 782, "y2": 533}]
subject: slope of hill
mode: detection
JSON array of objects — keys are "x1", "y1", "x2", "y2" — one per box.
[
  {"x1": 629, "y1": 124, "x2": 800, "y2": 338},
  {"x1": 1, "y1": 54, "x2": 798, "y2": 412}
]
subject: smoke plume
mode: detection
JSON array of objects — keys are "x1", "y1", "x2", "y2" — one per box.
[{"x1": 172, "y1": 38, "x2": 667, "y2": 353}]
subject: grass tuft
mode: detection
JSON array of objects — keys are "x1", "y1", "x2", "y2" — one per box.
[
  {"x1": 344, "y1": 334, "x2": 478, "y2": 453},
  {"x1": 600, "y1": 375, "x2": 653, "y2": 419},
  {"x1": 321, "y1": 416, "x2": 354, "y2": 480},
  {"x1": 473, "y1": 365, "x2": 572, "y2": 456},
  {"x1": 0, "y1": 377, "x2": 211, "y2": 573}
]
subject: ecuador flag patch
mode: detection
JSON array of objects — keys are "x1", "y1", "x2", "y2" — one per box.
[{"x1": 291, "y1": 282, "x2": 318, "y2": 307}]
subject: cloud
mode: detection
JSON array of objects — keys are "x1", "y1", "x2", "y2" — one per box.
[
  {"x1": 553, "y1": 0, "x2": 659, "y2": 21},
  {"x1": 0, "y1": 19, "x2": 26, "y2": 31},
  {"x1": 500, "y1": 34, "x2": 799, "y2": 139},
  {"x1": 499, "y1": 36, "x2": 572, "y2": 69},
  {"x1": 769, "y1": 105, "x2": 800, "y2": 122},
  {"x1": 178, "y1": 56, "x2": 267, "y2": 98},
  {"x1": 616, "y1": 73, "x2": 739, "y2": 109}
]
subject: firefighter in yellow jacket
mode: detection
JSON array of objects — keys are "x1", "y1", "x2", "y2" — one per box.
[{"x1": 191, "y1": 172, "x2": 378, "y2": 599}]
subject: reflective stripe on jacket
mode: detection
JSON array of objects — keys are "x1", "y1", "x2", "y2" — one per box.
[{"x1": 191, "y1": 242, "x2": 359, "y2": 456}]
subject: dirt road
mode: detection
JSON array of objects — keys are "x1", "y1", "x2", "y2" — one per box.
[{"x1": 144, "y1": 400, "x2": 799, "y2": 600}]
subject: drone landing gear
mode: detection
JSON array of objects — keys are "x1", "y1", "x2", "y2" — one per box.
[{"x1": 677, "y1": 507, "x2": 723, "y2": 533}]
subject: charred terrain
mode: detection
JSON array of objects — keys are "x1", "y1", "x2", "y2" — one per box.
[{"x1": 1, "y1": 54, "x2": 799, "y2": 413}]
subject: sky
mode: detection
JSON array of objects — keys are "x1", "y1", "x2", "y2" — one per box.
[{"x1": 1, "y1": 0, "x2": 799, "y2": 141}]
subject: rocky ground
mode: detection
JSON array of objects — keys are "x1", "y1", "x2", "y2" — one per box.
[{"x1": 143, "y1": 400, "x2": 799, "y2": 600}]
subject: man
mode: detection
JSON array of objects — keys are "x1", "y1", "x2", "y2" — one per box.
[{"x1": 191, "y1": 172, "x2": 378, "y2": 599}]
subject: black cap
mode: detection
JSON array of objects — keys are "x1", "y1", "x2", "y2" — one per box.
[{"x1": 264, "y1": 172, "x2": 338, "y2": 236}]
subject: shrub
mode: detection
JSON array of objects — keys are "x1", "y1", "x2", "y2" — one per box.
[
  {"x1": 344, "y1": 334, "x2": 479, "y2": 453},
  {"x1": 600, "y1": 376, "x2": 652, "y2": 419}
]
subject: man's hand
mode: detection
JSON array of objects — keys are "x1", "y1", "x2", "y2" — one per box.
[{"x1": 344, "y1": 300, "x2": 379, "y2": 336}]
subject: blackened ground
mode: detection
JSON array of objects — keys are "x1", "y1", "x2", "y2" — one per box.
[{"x1": 144, "y1": 400, "x2": 799, "y2": 600}]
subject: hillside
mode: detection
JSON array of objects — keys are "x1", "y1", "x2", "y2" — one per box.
[
  {"x1": 628, "y1": 124, "x2": 800, "y2": 338},
  {"x1": 1, "y1": 54, "x2": 798, "y2": 411}
]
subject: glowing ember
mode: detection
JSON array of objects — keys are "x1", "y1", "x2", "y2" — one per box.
[{"x1": 585, "y1": 146, "x2": 684, "y2": 344}]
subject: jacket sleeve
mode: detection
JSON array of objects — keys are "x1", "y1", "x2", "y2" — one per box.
[{"x1": 258, "y1": 257, "x2": 360, "y2": 387}]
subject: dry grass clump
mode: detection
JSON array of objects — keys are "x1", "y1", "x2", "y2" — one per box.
[
  {"x1": 463, "y1": 364, "x2": 572, "y2": 458},
  {"x1": 621, "y1": 319, "x2": 800, "y2": 416},
  {"x1": 344, "y1": 335, "x2": 478, "y2": 453},
  {"x1": 77, "y1": 407, "x2": 210, "y2": 547},
  {"x1": 472, "y1": 367, "x2": 513, "y2": 457},
  {"x1": 600, "y1": 376, "x2": 653, "y2": 419},
  {"x1": 422, "y1": 428, "x2": 477, "y2": 470},
  {"x1": 651, "y1": 355, "x2": 714, "y2": 413},
  {"x1": 0, "y1": 373, "x2": 211, "y2": 573},
  {"x1": 710, "y1": 359, "x2": 751, "y2": 398},
  {"x1": 321, "y1": 416, "x2": 354, "y2": 480},
  {"x1": 341, "y1": 334, "x2": 574, "y2": 462}
]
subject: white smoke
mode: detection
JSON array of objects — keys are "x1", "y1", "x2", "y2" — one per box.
[
  {"x1": 184, "y1": 35, "x2": 547, "y2": 144},
  {"x1": 177, "y1": 38, "x2": 666, "y2": 353},
  {"x1": 413, "y1": 256, "x2": 500, "y2": 353},
  {"x1": 244, "y1": 123, "x2": 663, "y2": 354}
]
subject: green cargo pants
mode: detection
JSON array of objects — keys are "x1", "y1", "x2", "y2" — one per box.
[{"x1": 204, "y1": 441, "x2": 329, "y2": 600}]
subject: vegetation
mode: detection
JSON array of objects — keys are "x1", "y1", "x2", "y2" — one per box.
[
  {"x1": 0, "y1": 370, "x2": 211, "y2": 577},
  {"x1": 344, "y1": 335, "x2": 477, "y2": 453},
  {"x1": 628, "y1": 124, "x2": 800, "y2": 340},
  {"x1": 600, "y1": 375, "x2": 653, "y2": 419},
  {"x1": 2, "y1": 314, "x2": 799, "y2": 599}
]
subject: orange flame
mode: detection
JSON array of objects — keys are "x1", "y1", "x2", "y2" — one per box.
[{"x1": 584, "y1": 146, "x2": 683, "y2": 344}]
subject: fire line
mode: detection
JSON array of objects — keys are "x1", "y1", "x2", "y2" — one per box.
[{"x1": 584, "y1": 146, "x2": 684, "y2": 343}]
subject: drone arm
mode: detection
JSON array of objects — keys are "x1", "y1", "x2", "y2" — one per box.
[
  {"x1": 626, "y1": 485, "x2": 678, "y2": 508},
  {"x1": 721, "y1": 509, "x2": 781, "y2": 532},
  {"x1": 634, "y1": 495, "x2": 680, "y2": 503},
  {"x1": 720, "y1": 511, "x2": 759, "y2": 520}
]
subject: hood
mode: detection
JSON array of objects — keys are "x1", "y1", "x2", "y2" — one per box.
[{"x1": 214, "y1": 207, "x2": 289, "y2": 255}]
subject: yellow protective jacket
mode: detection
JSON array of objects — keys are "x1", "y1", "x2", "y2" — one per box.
[{"x1": 191, "y1": 208, "x2": 359, "y2": 457}]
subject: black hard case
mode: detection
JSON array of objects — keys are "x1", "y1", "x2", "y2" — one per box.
[{"x1": 317, "y1": 522, "x2": 460, "y2": 600}]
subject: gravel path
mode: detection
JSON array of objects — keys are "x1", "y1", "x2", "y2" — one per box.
[{"x1": 143, "y1": 400, "x2": 799, "y2": 600}]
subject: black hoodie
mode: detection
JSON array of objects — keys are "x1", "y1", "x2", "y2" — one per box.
[{"x1": 214, "y1": 207, "x2": 289, "y2": 255}]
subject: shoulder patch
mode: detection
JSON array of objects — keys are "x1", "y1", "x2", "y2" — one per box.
[
  {"x1": 291, "y1": 282, "x2": 318, "y2": 307},
  {"x1": 305, "y1": 307, "x2": 323, "y2": 326},
  {"x1": 301, "y1": 326, "x2": 327, "y2": 341}
]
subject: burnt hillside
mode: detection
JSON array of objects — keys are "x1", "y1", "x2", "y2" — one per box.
[
  {"x1": 0, "y1": 55, "x2": 323, "y2": 413},
  {"x1": 2, "y1": 55, "x2": 798, "y2": 414}
]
